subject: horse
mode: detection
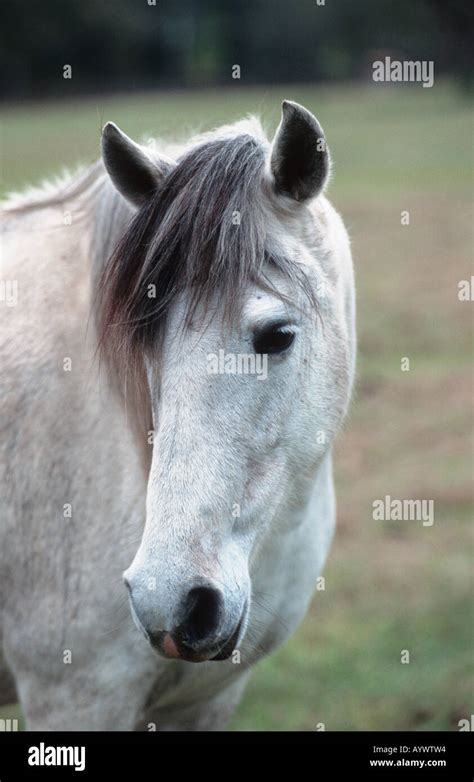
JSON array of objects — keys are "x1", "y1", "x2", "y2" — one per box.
[{"x1": 0, "y1": 100, "x2": 355, "y2": 730}]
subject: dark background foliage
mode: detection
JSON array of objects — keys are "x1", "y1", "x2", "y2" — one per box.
[{"x1": 1, "y1": 0, "x2": 472, "y2": 100}]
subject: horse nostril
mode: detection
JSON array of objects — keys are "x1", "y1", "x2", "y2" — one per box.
[{"x1": 180, "y1": 586, "x2": 223, "y2": 648}]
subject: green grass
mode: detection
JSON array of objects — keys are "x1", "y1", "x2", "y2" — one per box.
[
  {"x1": 1, "y1": 81, "x2": 472, "y2": 731},
  {"x1": 1, "y1": 81, "x2": 472, "y2": 198}
]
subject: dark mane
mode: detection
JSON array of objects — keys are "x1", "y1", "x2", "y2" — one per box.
[{"x1": 98, "y1": 131, "x2": 316, "y2": 394}]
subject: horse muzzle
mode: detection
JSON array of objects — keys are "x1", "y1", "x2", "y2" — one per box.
[{"x1": 124, "y1": 577, "x2": 247, "y2": 663}]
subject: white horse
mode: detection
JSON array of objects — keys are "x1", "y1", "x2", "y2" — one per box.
[{"x1": 0, "y1": 101, "x2": 355, "y2": 730}]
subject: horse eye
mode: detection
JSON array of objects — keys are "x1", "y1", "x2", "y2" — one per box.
[{"x1": 253, "y1": 324, "x2": 296, "y2": 355}]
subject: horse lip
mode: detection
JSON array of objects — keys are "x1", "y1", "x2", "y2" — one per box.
[
  {"x1": 128, "y1": 593, "x2": 151, "y2": 642},
  {"x1": 166, "y1": 612, "x2": 245, "y2": 663},
  {"x1": 210, "y1": 607, "x2": 246, "y2": 662},
  {"x1": 149, "y1": 628, "x2": 239, "y2": 663},
  {"x1": 145, "y1": 604, "x2": 248, "y2": 663}
]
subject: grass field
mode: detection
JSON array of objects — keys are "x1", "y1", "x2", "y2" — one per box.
[{"x1": 1, "y1": 81, "x2": 472, "y2": 730}]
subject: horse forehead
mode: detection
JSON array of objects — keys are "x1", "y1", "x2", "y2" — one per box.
[{"x1": 162, "y1": 276, "x2": 297, "y2": 334}]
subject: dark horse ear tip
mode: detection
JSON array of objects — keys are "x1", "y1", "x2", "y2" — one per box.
[
  {"x1": 281, "y1": 99, "x2": 298, "y2": 113},
  {"x1": 272, "y1": 100, "x2": 329, "y2": 202},
  {"x1": 281, "y1": 100, "x2": 323, "y2": 132},
  {"x1": 281, "y1": 99, "x2": 311, "y2": 116},
  {"x1": 102, "y1": 121, "x2": 120, "y2": 139}
]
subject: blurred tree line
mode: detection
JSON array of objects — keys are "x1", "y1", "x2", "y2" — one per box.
[{"x1": 1, "y1": 0, "x2": 472, "y2": 99}]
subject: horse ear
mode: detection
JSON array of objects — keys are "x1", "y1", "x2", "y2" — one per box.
[
  {"x1": 270, "y1": 100, "x2": 330, "y2": 202},
  {"x1": 101, "y1": 122, "x2": 172, "y2": 208}
]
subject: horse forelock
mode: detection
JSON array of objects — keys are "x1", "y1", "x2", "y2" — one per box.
[{"x1": 96, "y1": 126, "x2": 318, "y2": 424}]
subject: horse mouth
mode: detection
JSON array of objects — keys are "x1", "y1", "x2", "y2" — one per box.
[
  {"x1": 210, "y1": 615, "x2": 245, "y2": 661},
  {"x1": 147, "y1": 607, "x2": 247, "y2": 663}
]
